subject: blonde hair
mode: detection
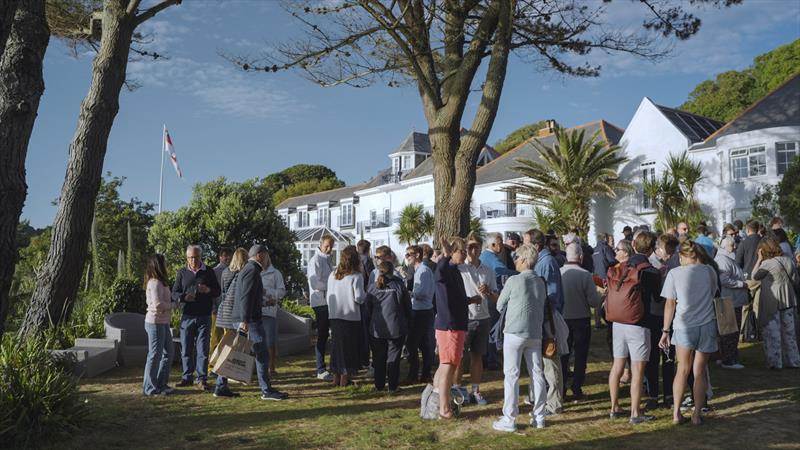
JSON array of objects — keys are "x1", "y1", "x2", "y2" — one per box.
[{"x1": 229, "y1": 248, "x2": 249, "y2": 271}]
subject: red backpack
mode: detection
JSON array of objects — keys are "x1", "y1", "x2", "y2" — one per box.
[{"x1": 605, "y1": 261, "x2": 650, "y2": 324}]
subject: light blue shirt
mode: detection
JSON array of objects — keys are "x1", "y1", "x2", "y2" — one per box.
[
  {"x1": 534, "y1": 251, "x2": 565, "y2": 313},
  {"x1": 411, "y1": 263, "x2": 434, "y2": 310}
]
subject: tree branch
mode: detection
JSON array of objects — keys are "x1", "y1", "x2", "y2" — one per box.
[{"x1": 134, "y1": 0, "x2": 181, "y2": 26}]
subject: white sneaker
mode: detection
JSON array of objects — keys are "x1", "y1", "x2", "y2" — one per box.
[
  {"x1": 316, "y1": 370, "x2": 333, "y2": 381},
  {"x1": 720, "y1": 363, "x2": 745, "y2": 370},
  {"x1": 470, "y1": 391, "x2": 488, "y2": 406},
  {"x1": 492, "y1": 417, "x2": 516, "y2": 433},
  {"x1": 530, "y1": 417, "x2": 546, "y2": 429}
]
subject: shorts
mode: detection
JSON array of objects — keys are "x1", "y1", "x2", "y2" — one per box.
[
  {"x1": 673, "y1": 321, "x2": 718, "y2": 353},
  {"x1": 465, "y1": 319, "x2": 490, "y2": 356},
  {"x1": 262, "y1": 316, "x2": 277, "y2": 348},
  {"x1": 435, "y1": 329, "x2": 466, "y2": 366},
  {"x1": 612, "y1": 322, "x2": 651, "y2": 362}
]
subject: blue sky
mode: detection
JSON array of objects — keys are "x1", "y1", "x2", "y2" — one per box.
[{"x1": 23, "y1": 0, "x2": 800, "y2": 228}]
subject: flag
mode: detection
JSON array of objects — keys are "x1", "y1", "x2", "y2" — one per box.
[{"x1": 164, "y1": 128, "x2": 183, "y2": 178}]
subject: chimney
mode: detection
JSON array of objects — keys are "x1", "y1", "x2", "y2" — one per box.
[{"x1": 538, "y1": 119, "x2": 557, "y2": 137}]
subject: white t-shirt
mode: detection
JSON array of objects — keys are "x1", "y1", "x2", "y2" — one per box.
[
  {"x1": 660, "y1": 264, "x2": 718, "y2": 329},
  {"x1": 459, "y1": 262, "x2": 498, "y2": 321}
]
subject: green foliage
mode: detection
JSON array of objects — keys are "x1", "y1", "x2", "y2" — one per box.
[
  {"x1": 469, "y1": 217, "x2": 485, "y2": 240},
  {"x1": 750, "y1": 184, "x2": 780, "y2": 225},
  {"x1": 509, "y1": 127, "x2": 629, "y2": 234},
  {"x1": 643, "y1": 152, "x2": 705, "y2": 231},
  {"x1": 90, "y1": 174, "x2": 154, "y2": 290},
  {"x1": 395, "y1": 204, "x2": 434, "y2": 245},
  {"x1": 263, "y1": 164, "x2": 346, "y2": 206},
  {"x1": 493, "y1": 120, "x2": 550, "y2": 154},
  {"x1": 279, "y1": 299, "x2": 315, "y2": 322},
  {"x1": 0, "y1": 334, "x2": 86, "y2": 448},
  {"x1": 273, "y1": 177, "x2": 345, "y2": 206},
  {"x1": 148, "y1": 177, "x2": 305, "y2": 293},
  {"x1": 777, "y1": 157, "x2": 800, "y2": 231},
  {"x1": 681, "y1": 39, "x2": 800, "y2": 121},
  {"x1": 533, "y1": 196, "x2": 575, "y2": 236}
]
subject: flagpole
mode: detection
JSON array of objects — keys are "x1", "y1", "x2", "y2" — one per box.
[{"x1": 158, "y1": 124, "x2": 165, "y2": 214}]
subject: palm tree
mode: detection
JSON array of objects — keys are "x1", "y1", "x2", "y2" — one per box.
[
  {"x1": 395, "y1": 204, "x2": 434, "y2": 245},
  {"x1": 533, "y1": 195, "x2": 575, "y2": 235},
  {"x1": 469, "y1": 217, "x2": 485, "y2": 239},
  {"x1": 507, "y1": 127, "x2": 631, "y2": 234},
  {"x1": 643, "y1": 151, "x2": 705, "y2": 231}
]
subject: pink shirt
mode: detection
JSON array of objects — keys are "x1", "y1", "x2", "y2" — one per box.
[{"x1": 145, "y1": 279, "x2": 174, "y2": 324}]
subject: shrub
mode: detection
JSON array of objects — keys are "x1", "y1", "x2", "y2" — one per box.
[
  {"x1": 280, "y1": 298, "x2": 315, "y2": 326},
  {"x1": 85, "y1": 277, "x2": 146, "y2": 333},
  {"x1": 0, "y1": 335, "x2": 87, "y2": 448}
]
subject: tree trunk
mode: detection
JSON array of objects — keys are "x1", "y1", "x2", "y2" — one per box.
[
  {"x1": 0, "y1": 0, "x2": 48, "y2": 339},
  {"x1": 20, "y1": 1, "x2": 135, "y2": 337}
]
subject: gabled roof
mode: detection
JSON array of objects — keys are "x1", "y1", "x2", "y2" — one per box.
[
  {"x1": 651, "y1": 100, "x2": 724, "y2": 143},
  {"x1": 692, "y1": 73, "x2": 800, "y2": 150},
  {"x1": 389, "y1": 131, "x2": 431, "y2": 155},
  {"x1": 474, "y1": 120, "x2": 625, "y2": 185},
  {"x1": 275, "y1": 183, "x2": 365, "y2": 210},
  {"x1": 293, "y1": 226, "x2": 354, "y2": 243}
]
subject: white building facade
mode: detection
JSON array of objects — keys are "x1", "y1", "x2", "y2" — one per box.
[{"x1": 278, "y1": 74, "x2": 799, "y2": 266}]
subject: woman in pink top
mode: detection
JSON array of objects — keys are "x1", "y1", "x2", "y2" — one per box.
[{"x1": 143, "y1": 254, "x2": 176, "y2": 396}]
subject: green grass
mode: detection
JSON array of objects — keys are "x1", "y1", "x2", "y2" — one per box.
[{"x1": 49, "y1": 330, "x2": 800, "y2": 449}]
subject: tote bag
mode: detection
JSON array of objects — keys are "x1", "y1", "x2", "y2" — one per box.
[
  {"x1": 713, "y1": 296, "x2": 738, "y2": 336},
  {"x1": 213, "y1": 333, "x2": 255, "y2": 384}
]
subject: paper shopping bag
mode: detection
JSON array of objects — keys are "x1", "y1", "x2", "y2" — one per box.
[
  {"x1": 213, "y1": 334, "x2": 254, "y2": 384},
  {"x1": 209, "y1": 331, "x2": 236, "y2": 368}
]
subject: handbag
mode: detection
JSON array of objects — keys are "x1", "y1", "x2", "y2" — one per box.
[
  {"x1": 209, "y1": 330, "x2": 236, "y2": 367},
  {"x1": 713, "y1": 296, "x2": 738, "y2": 336},
  {"x1": 212, "y1": 332, "x2": 255, "y2": 384},
  {"x1": 543, "y1": 302, "x2": 557, "y2": 359}
]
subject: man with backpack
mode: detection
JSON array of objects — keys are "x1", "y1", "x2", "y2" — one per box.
[{"x1": 606, "y1": 232, "x2": 661, "y2": 424}]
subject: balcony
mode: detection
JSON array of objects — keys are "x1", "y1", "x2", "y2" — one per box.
[{"x1": 479, "y1": 202, "x2": 534, "y2": 219}]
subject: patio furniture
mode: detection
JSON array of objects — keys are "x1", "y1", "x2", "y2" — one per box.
[
  {"x1": 50, "y1": 338, "x2": 118, "y2": 378},
  {"x1": 104, "y1": 312, "x2": 148, "y2": 367}
]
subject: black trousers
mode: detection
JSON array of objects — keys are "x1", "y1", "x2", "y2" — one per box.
[
  {"x1": 406, "y1": 309, "x2": 435, "y2": 380},
  {"x1": 561, "y1": 318, "x2": 592, "y2": 393},
  {"x1": 645, "y1": 316, "x2": 674, "y2": 402},
  {"x1": 371, "y1": 336, "x2": 405, "y2": 391}
]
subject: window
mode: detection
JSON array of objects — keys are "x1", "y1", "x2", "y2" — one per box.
[
  {"x1": 370, "y1": 210, "x2": 377, "y2": 227},
  {"x1": 298, "y1": 211, "x2": 309, "y2": 228},
  {"x1": 505, "y1": 190, "x2": 516, "y2": 217},
  {"x1": 776, "y1": 142, "x2": 798, "y2": 175},
  {"x1": 402, "y1": 155, "x2": 412, "y2": 170},
  {"x1": 317, "y1": 208, "x2": 329, "y2": 226},
  {"x1": 392, "y1": 157, "x2": 400, "y2": 173},
  {"x1": 640, "y1": 162, "x2": 656, "y2": 211},
  {"x1": 383, "y1": 208, "x2": 391, "y2": 226},
  {"x1": 730, "y1": 145, "x2": 766, "y2": 180},
  {"x1": 340, "y1": 204, "x2": 353, "y2": 226}
]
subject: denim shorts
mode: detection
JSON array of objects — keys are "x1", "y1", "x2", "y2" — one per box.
[
  {"x1": 673, "y1": 320, "x2": 718, "y2": 353},
  {"x1": 262, "y1": 316, "x2": 277, "y2": 348}
]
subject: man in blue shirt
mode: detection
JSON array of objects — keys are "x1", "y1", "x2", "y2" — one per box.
[
  {"x1": 404, "y1": 245, "x2": 436, "y2": 383},
  {"x1": 480, "y1": 232, "x2": 518, "y2": 369},
  {"x1": 529, "y1": 229, "x2": 565, "y2": 414}
]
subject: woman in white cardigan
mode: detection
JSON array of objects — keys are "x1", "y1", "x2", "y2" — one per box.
[{"x1": 327, "y1": 245, "x2": 367, "y2": 386}]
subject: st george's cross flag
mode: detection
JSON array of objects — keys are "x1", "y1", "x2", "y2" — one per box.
[{"x1": 164, "y1": 128, "x2": 183, "y2": 178}]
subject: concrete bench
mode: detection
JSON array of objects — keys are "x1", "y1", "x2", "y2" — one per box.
[
  {"x1": 50, "y1": 338, "x2": 118, "y2": 378},
  {"x1": 104, "y1": 312, "x2": 148, "y2": 367},
  {"x1": 276, "y1": 309, "x2": 311, "y2": 356}
]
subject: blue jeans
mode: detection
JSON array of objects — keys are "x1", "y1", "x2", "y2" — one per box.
[
  {"x1": 180, "y1": 315, "x2": 211, "y2": 382},
  {"x1": 143, "y1": 322, "x2": 174, "y2": 395},
  {"x1": 313, "y1": 306, "x2": 330, "y2": 374}
]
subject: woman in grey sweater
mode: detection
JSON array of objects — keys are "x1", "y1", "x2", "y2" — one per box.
[
  {"x1": 714, "y1": 236, "x2": 749, "y2": 369},
  {"x1": 492, "y1": 244, "x2": 548, "y2": 433}
]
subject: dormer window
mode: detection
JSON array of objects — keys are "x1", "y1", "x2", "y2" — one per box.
[
  {"x1": 402, "y1": 155, "x2": 412, "y2": 170},
  {"x1": 392, "y1": 157, "x2": 400, "y2": 173}
]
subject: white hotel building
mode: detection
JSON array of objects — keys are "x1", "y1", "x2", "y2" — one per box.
[{"x1": 277, "y1": 75, "x2": 799, "y2": 269}]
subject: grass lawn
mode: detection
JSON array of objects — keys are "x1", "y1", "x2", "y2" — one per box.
[{"x1": 52, "y1": 330, "x2": 800, "y2": 449}]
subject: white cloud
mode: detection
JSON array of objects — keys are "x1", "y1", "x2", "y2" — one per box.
[{"x1": 127, "y1": 56, "x2": 307, "y2": 120}]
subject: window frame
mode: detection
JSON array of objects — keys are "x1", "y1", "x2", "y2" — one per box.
[
  {"x1": 730, "y1": 145, "x2": 767, "y2": 181},
  {"x1": 776, "y1": 141, "x2": 799, "y2": 175}
]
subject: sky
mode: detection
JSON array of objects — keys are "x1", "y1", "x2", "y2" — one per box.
[{"x1": 22, "y1": 0, "x2": 800, "y2": 228}]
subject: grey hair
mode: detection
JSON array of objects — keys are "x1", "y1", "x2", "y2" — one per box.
[
  {"x1": 566, "y1": 243, "x2": 582, "y2": 261},
  {"x1": 485, "y1": 232, "x2": 503, "y2": 248},
  {"x1": 616, "y1": 240, "x2": 633, "y2": 257},
  {"x1": 185, "y1": 244, "x2": 202, "y2": 255},
  {"x1": 515, "y1": 243, "x2": 539, "y2": 270},
  {"x1": 720, "y1": 235, "x2": 736, "y2": 251}
]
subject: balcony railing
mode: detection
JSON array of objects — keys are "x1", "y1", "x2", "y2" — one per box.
[{"x1": 479, "y1": 202, "x2": 534, "y2": 219}]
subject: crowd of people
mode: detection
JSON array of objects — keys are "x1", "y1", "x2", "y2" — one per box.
[{"x1": 140, "y1": 215, "x2": 800, "y2": 431}]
